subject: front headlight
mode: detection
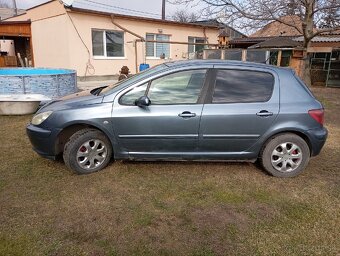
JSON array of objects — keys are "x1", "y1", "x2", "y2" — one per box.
[{"x1": 31, "y1": 111, "x2": 53, "y2": 125}]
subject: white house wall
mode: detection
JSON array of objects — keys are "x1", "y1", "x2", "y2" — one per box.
[
  {"x1": 7, "y1": 0, "x2": 219, "y2": 77},
  {"x1": 67, "y1": 11, "x2": 219, "y2": 76}
]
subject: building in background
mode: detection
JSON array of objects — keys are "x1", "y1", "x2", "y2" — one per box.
[
  {"x1": 4, "y1": 0, "x2": 243, "y2": 79},
  {"x1": 203, "y1": 15, "x2": 340, "y2": 87}
]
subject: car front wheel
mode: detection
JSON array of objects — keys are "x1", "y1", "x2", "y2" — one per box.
[
  {"x1": 63, "y1": 128, "x2": 112, "y2": 174},
  {"x1": 260, "y1": 133, "x2": 310, "y2": 178}
]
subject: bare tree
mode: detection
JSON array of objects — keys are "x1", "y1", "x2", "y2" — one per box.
[
  {"x1": 319, "y1": 0, "x2": 340, "y2": 28},
  {"x1": 169, "y1": 0, "x2": 340, "y2": 84},
  {"x1": 172, "y1": 9, "x2": 200, "y2": 22}
]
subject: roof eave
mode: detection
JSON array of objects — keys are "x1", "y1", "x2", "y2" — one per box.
[
  {"x1": 66, "y1": 6, "x2": 220, "y2": 29},
  {"x1": 0, "y1": 20, "x2": 31, "y2": 24}
]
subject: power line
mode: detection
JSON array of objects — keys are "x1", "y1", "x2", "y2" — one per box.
[
  {"x1": 76, "y1": 0, "x2": 160, "y2": 18},
  {"x1": 78, "y1": 0, "x2": 170, "y2": 19}
]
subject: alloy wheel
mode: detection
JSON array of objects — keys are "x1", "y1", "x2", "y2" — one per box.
[
  {"x1": 271, "y1": 142, "x2": 302, "y2": 173},
  {"x1": 76, "y1": 139, "x2": 108, "y2": 170}
]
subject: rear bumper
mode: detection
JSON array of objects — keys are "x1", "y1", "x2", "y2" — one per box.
[
  {"x1": 306, "y1": 127, "x2": 328, "y2": 156},
  {"x1": 26, "y1": 124, "x2": 59, "y2": 160}
]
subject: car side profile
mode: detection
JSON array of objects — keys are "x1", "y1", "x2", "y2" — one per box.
[{"x1": 27, "y1": 60, "x2": 327, "y2": 177}]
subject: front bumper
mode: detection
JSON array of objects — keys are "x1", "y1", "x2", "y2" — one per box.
[
  {"x1": 306, "y1": 127, "x2": 328, "y2": 156},
  {"x1": 26, "y1": 124, "x2": 59, "y2": 160}
]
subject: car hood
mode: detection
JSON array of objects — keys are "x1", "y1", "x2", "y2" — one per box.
[{"x1": 37, "y1": 90, "x2": 104, "y2": 113}]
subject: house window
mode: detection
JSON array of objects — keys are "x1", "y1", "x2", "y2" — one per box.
[
  {"x1": 188, "y1": 37, "x2": 206, "y2": 53},
  {"x1": 269, "y1": 50, "x2": 292, "y2": 67},
  {"x1": 92, "y1": 30, "x2": 124, "y2": 58},
  {"x1": 146, "y1": 33, "x2": 170, "y2": 58}
]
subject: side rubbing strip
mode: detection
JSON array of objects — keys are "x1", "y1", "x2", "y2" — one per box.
[{"x1": 119, "y1": 134, "x2": 198, "y2": 139}]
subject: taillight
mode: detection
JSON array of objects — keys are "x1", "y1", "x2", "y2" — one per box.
[{"x1": 308, "y1": 109, "x2": 324, "y2": 125}]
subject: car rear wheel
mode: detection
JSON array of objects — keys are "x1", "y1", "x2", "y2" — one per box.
[
  {"x1": 260, "y1": 133, "x2": 310, "y2": 178},
  {"x1": 63, "y1": 129, "x2": 112, "y2": 174}
]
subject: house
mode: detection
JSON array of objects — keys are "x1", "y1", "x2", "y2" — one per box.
[
  {"x1": 4, "y1": 0, "x2": 227, "y2": 79},
  {"x1": 250, "y1": 15, "x2": 303, "y2": 37},
  {"x1": 194, "y1": 19, "x2": 246, "y2": 39}
]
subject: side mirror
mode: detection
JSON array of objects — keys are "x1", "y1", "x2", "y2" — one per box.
[{"x1": 135, "y1": 96, "x2": 151, "y2": 107}]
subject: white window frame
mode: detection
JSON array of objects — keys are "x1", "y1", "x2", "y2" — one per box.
[
  {"x1": 146, "y1": 33, "x2": 171, "y2": 59},
  {"x1": 92, "y1": 29, "x2": 126, "y2": 59},
  {"x1": 188, "y1": 36, "x2": 206, "y2": 53}
]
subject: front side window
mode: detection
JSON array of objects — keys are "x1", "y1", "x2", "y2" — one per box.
[
  {"x1": 146, "y1": 33, "x2": 170, "y2": 58},
  {"x1": 148, "y1": 70, "x2": 207, "y2": 105},
  {"x1": 92, "y1": 30, "x2": 124, "y2": 58},
  {"x1": 212, "y1": 69, "x2": 274, "y2": 103},
  {"x1": 119, "y1": 69, "x2": 207, "y2": 105},
  {"x1": 120, "y1": 83, "x2": 148, "y2": 105}
]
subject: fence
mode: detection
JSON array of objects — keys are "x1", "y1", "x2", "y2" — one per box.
[
  {"x1": 202, "y1": 49, "x2": 292, "y2": 67},
  {"x1": 200, "y1": 48, "x2": 340, "y2": 87}
]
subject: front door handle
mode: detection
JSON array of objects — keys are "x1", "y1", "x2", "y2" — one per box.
[
  {"x1": 178, "y1": 111, "x2": 196, "y2": 118},
  {"x1": 256, "y1": 110, "x2": 273, "y2": 117}
]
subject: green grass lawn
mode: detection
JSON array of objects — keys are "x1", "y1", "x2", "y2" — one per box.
[{"x1": 0, "y1": 87, "x2": 339, "y2": 256}]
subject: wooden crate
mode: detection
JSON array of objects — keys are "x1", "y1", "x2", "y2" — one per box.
[{"x1": 0, "y1": 56, "x2": 17, "y2": 67}]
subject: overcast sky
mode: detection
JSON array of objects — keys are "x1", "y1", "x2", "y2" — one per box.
[{"x1": 13, "y1": 0, "x2": 203, "y2": 19}]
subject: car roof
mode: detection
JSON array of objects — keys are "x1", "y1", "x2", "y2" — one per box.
[{"x1": 163, "y1": 60, "x2": 288, "y2": 71}]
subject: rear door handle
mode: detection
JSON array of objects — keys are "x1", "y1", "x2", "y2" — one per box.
[
  {"x1": 256, "y1": 110, "x2": 273, "y2": 117},
  {"x1": 178, "y1": 111, "x2": 196, "y2": 118}
]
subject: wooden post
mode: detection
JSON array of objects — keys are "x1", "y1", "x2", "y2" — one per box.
[
  {"x1": 277, "y1": 50, "x2": 282, "y2": 66},
  {"x1": 221, "y1": 50, "x2": 225, "y2": 60},
  {"x1": 203, "y1": 50, "x2": 207, "y2": 60},
  {"x1": 29, "y1": 36, "x2": 34, "y2": 67},
  {"x1": 242, "y1": 49, "x2": 247, "y2": 61},
  {"x1": 134, "y1": 40, "x2": 138, "y2": 74}
]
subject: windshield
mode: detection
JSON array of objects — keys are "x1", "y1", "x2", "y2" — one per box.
[{"x1": 99, "y1": 64, "x2": 168, "y2": 95}]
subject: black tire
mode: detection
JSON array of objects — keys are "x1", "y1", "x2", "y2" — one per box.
[
  {"x1": 63, "y1": 128, "x2": 112, "y2": 174},
  {"x1": 260, "y1": 133, "x2": 310, "y2": 178}
]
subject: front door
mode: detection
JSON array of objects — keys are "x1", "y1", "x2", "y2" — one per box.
[
  {"x1": 199, "y1": 68, "x2": 279, "y2": 157},
  {"x1": 112, "y1": 69, "x2": 208, "y2": 159}
]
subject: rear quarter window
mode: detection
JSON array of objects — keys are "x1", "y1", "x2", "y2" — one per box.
[{"x1": 212, "y1": 69, "x2": 274, "y2": 103}]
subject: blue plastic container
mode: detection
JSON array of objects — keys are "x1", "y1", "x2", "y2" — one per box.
[{"x1": 139, "y1": 63, "x2": 150, "y2": 72}]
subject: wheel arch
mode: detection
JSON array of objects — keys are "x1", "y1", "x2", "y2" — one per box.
[
  {"x1": 260, "y1": 129, "x2": 313, "y2": 158},
  {"x1": 55, "y1": 121, "x2": 116, "y2": 156}
]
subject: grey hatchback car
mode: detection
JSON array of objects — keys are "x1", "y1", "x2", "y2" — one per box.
[{"x1": 27, "y1": 60, "x2": 327, "y2": 177}]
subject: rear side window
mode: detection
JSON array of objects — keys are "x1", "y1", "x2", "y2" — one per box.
[{"x1": 212, "y1": 69, "x2": 274, "y2": 103}]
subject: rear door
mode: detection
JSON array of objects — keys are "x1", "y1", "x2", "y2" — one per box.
[{"x1": 198, "y1": 67, "x2": 279, "y2": 157}]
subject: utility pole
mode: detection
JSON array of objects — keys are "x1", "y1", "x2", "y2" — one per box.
[
  {"x1": 162, "y1": 0, "x2": 165, "y2": 20},
  {"x1": 13, "y1": 0, "x2": 18, "y2": 15}
]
